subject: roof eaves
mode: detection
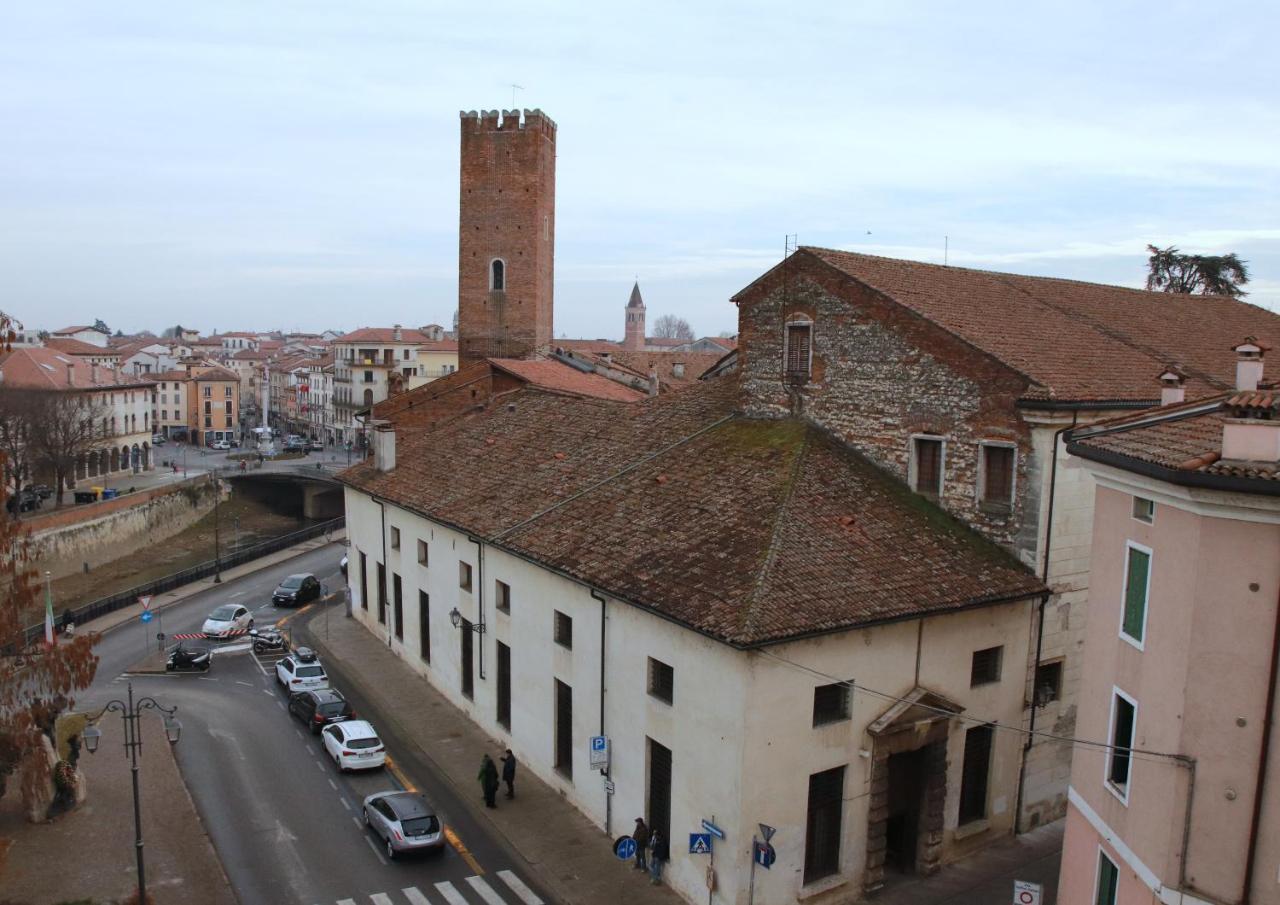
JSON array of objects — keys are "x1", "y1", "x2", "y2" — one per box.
[{"x1": 1066, "y1": 441, "x2": 1280, "y2": 497}]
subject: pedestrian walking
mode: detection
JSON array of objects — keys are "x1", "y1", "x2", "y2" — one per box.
[
  {"x1": 631, "y1": 817, "x2": 650, "y2": 871},
  {"x1": 478, "y1": 753, "x2": 500, "y2": 809},
  {"x1": 500, "y1": 748, "x2": 517, "y2": 799},
  {"x1": 648, "y1": 830, "x2": 668, "y2": 885}
]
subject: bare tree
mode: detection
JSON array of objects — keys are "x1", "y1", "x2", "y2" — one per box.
[
  {"x1": 652, "y1": 315, "x2": 695, "y2": 340},
  {"x1": 1146, "y1": 245, "x2": 1250, "y2": 298},
  {"x1": 29, "y1": 391, "x2": 108, "y2": 508},
  {"x1": 0, "y1": 388, "x2": 38, "y2": 502}
]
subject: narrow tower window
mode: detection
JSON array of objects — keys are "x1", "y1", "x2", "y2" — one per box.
[{"x1": 490, "y1": 259, "x2": 505, "y2": 291}]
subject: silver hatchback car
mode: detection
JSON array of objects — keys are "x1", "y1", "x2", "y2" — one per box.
[{"x1": 362, "y1": 791, "x2": 444, "y2": 860}]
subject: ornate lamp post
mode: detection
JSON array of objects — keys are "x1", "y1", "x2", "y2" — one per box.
[{"x1": 82, "y1": 683, "x2": 181, "y2": 905}]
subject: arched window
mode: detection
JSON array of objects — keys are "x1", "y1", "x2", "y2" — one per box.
[
  {"x1": 490, "y1": 258, "x2": 506, "y2": 291},
  {"x1": 363, "y1": 389, "x2": 374, "y2": 408}
]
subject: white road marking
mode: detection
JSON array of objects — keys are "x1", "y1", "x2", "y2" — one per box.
[
  {"x1": 276, "y1": 701, "x2": 285, "y2": 710},
  {"x1": 229, "y1": 590, "x2": 246, "y2": 598},
  {"x1": 197, "y1": 676, "x2": 218, "y2": 682},
  {"x1": 327, "y1": 778, "x2": 338, "y2": 791},
  {"x1": 434, "y1": 883, "x2": 469, "y2": 905},
  {"x1": 370, "y1": 894, "x2": 394, "y2": 905},
  {"x1": 497, "y1": 871, "x2": 543, "y2": 905},
  {"x1": 337, "y1": 899, "x2": 356, "y2": 905},
  {"x1": 465, "y1": 876, "x2": 507, "y2": 905},
  {"x1": 235, "y1": 680, "x2": 254, "y2": 687},
  {"x1": 295, "y1": 729, "x2": 304, "y2": 739},
  {"x1": 339, "y1": 798, "x2": 350, "y2": 811},
  {"x1": 402, "y1": 889, "x2": 432, "y2": 905},
  {"x1": 261, "y1": 688, "x2": 274, "y2": 695},
  {"x1": 315, "y1": 760, "x2": 325, "y2": 772},
  {"x1": 364, "y1": 835, "x2": 387, "y2": 865},
  {"x1": 211, "y1": 642, "x2": 251, "y2": 655}
]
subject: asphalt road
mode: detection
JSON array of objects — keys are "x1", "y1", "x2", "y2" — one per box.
[{"x1": 80, "y1": 545, "x2": 554, "y2": 905}]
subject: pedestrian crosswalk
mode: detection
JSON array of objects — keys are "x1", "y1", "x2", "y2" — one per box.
[{"x1": 319, "y1": 872, "x2": 543, "y2": 905}]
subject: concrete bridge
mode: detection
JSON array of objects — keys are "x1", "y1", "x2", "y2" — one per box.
[{"x1": 225, "y1": 462, "x2": 346, "y2": 520}]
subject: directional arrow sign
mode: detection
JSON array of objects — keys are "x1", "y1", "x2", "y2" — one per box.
[
  {"x1": 700, "y1": 818, "x2": 725, "y2": 840},
  {"x1": 758, "y1": 823, "x2": 776, "y2": 842}
]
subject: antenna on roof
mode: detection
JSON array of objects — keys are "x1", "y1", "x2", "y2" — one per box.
[
  {"x1": 784, "y1": 234, "x2": 798, "y2": 257},
  {"x1": 510, "y1": 83, "x2": 524, "y2": 108},
  {"x1": 944, "y1": 235, "x2": 949, "y2": 267}
]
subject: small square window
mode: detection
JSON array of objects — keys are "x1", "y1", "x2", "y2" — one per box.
[
  {"x1": 812, "y1": 683, "x2": 851, "y2": 726},
  {"x1": 1132, "y1": 496, "x2": 1154, "y2": 523},
  {"x1": 390, "y1": 527, "x2": 400, "y2": 550},
  {"x1": 495, "y1": 580, "x2": 511, "y2": 613},
  {"x1": 1034, "y1": 660, "x2": 1063, "y2": 706},
  {"x1": 554, "y1": 610, "x2": 572, "y2": 649},
  {"x1": 970, "y1": 646, "x2": 1003, "y2": 686},
  {"x1": 417, "y1": 539, "x2": 428, "y2": 566},
  {"x1": 459, "y1": 561, "x2": 472, "y2": 592},
  {"x1": 648, "y1": 658, "x2": 674, "y2": 704}
]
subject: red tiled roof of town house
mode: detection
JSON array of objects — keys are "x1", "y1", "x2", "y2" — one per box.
[
  {"x1": 1068, "y1": 393, "x2": 1280, "y2": 484},
  {"x1": 488, "y1": 359, "x2": 646, "y2": 402},
  {"x1": 50, "y1": 325, "x2": 101, "y2": 335},
  {"x1": 557, "y1": 339, "x2": 623, "y2": 354},
  {"x1": 341, "y1": 377, "x2": 1045, "y2": 646},
  {"x1": 761, "y1": 248, "x2": 1280, "y2": 404},
  {"x1": 231, "y1": 348, "x2": 267, "y2": 360},
  {"x1": 563, "y1": 349, "x2": 725, "y2": 390},
  {"x1": 416, "y1": 340, "x2": 460, "y2": 352},
  {"x1": 0, "y1": 347, "x2": 149, "y2": 390},
  {"x1": 338, "y1": 327, "x2": 438, "y2": 344},
  {"x1": 45, "y1": 337, "x2": 120, "y2": 357}
]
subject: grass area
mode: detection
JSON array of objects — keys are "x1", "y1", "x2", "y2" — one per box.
[{"x1": 34, "y1": 494, "x2": 317, "y2": 624}]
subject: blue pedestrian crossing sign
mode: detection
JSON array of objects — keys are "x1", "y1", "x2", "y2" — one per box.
[
  {"x1": 689, "y1": 833, "x2": 712, "y2": 854},
  {"x1": 613, "y1": 836, "x2": 637, "y2": 861}
]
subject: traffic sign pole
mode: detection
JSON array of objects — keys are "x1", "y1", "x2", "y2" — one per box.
[{"x1": 747, "y1": 834, "x2": 757, "y2": 905}]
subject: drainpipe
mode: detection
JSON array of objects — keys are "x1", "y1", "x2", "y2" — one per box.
[
  {"x1": 1014, "y1": 413, "x2": 1076, "y2": 834},
  {"x1": 467, "y1": 535, "x2": 486, "y2": 680},
  {"x1": 378, "y1": 498, "x2": 390, "y2": 647},
  {"x1": 591, "y1": 588, "x2": 610, "y2": 837},
  {"x1": 1242, "y1": 586, "x2": 1280, "y2": 901}
]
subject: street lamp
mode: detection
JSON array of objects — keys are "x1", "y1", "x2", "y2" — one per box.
[
  {"x1": 82, "y1": 682, "x2": 181, "y2": 905},
  {"x1": 448, "y1": 607, "x2": 486, "y2": 633},
  {"x1": 212, "y1": 467, "x2": 222, "y2": 583}
]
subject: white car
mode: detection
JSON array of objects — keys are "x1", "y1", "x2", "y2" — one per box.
[
  {"x1": 322, "y1": 720, "x2": 386, "y2": 772},
  {"x1": 275, "y1": 647, "x2": 329, "y2": 692},
  {"x1": 201, "y1": 604, "x2": 253, "y2": 638},
  {"x1": 210, "y1": 440, "x2": 231, "y2": 451}
]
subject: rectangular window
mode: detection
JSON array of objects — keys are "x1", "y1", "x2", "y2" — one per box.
[
  {"x1": 913, "y1": 437, "x2": 943, "y2": 497},
  {"x1": 224, "y1": 400, "x2": 232, "y2": 413},
  {"x1": 958, "y1": 724, "x2": 993, "y2": 824},
  {"x1": 204, "y1": 401, "x2": 212, "y2": 414},
  {"x1": 1034, "y1": 660, "x2": 1063, "y2": 706},
  {"x1": 647, "y1": 658, "x2": 674, "y2": 705},
  {"x1": 812, "y1": 683, "x2": 851, "y2": 726},
  {"x1": 459, "y1": 561, "x2": 472, "y2": 592},
  {"x1": 1095, "y1": 849, "x2": 1119, "y2": 905},
  {"x1": 803, "y1": 766, "x2": 845, "y2": 883},
  {"x1": 203, "y1": 386, "x2": 211, "y2": 397},
  {"x1": 460, "y1": 616, "x2": 474, "y2": 699},
  {"x1": 390, "y1": 527, "x2": 400, "y2": 550},
  {"x1": 1107, "y1": 691, "x2": 1136, "y2": 799},
  {"x1": 161, "y1": 410, "x2": 167, "y2": 420},
  {"x1": 554, "y1": 610, "x2": 572, "y2": 649},
  {"x1": 496, "y1": 642, "x2": 511, "y2": 730},
  {"x1": 204, "y1": 417, "x2": 212, "y2": 428},
  {"x1": 554, "y1": 679, "x2": 573, "y2": 779},
  {"x1": 1121, "y1": 543, "x2": 1151, "y2": 647},
  {"x1": 418, "y1": 591, "x2": 430, "y2": 663},
  {"x1": 980, "y1": 444, "x2": 1015, "y2": 510},
  {"x1": 417, "y1": 539, "x2": 428, "y2": 565},
  {"x1": 495, "y1": 580, "x2": 511, "y2": 613},
  {"x1": 359, "y1": 552, "x2": 368, "y2": 610},
  {"x1": 785, "y1": 323, "x2": 812, "y2": 380},
  {"x1": 224, "y1": 385, "x2": 232, "y2": 396},
  {"x1": 392, "y1": 573, "x2": 403, "y2": 641},
  {"x1": 225, "y1": 417, "x2": 232, "y2": 427},
  {"x1": 376, "y1": 562, "x2": 387, "y2": 624},
  {"x1": 970, "y1": 646, "x2": 1003, "y2": 686}
]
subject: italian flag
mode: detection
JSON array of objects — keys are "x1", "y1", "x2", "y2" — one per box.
[{"x1": 44, "y1": 578, "x2": 54, "y2": 646}]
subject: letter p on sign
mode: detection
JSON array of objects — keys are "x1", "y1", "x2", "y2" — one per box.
[{"x1": 1013, "y1": 881, "x2": 1041, "y2": 905}]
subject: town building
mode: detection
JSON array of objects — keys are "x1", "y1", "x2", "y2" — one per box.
[
  {"x1": 219, "y1": 332, "x2": 261, "y2": 353},
  {"x1": 48, "y1": 325, "x2": 110, "y2": 347},
  {"x1": 145, "y1": 365, "x2": 241, "y2": 447},
  {"x1": 44, "y1": 337, "x2": 122, "y2": 369},
  {"x1": 1057, "y1": 344, "x2": 1280, "y2": 905}
]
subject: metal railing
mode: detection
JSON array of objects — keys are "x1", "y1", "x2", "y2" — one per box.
[{"x1": 22, "y1": 516, "x2": 344, "y2": 646}]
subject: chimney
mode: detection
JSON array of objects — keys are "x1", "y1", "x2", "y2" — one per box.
[
  {"x1": 1221, "y1": 392, "x2": 1280, "y2": 463},
  {"x1": 1157, "y1": 365, "x2": 1185, "y2": 406},
  {"x1": 1233, "y1": 337, "x2": 1267, "y2": 391},
  {"x1": 66, "y1": 363, "x2": 74, "y2": 387},
  {"x1": 370, "y1": 420, "x2": 396, "y2": 472},
  {"x1": 648, "y1": 366, "x2": 659, "y2": 396},
  {"x1": 392, "y1": 324, "x2": 403, "y2": 343}
]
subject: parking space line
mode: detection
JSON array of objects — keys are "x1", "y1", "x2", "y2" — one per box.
[
  {"x1": 315, "y1": 760, "x2": 325, "y2": 772},
  {"x1": 364, "y1": 835, "x2": 387, "y2": 866},
  {"x1": 328, "y1": 779, "x2": 338, "y2": 791},
  {"x1": 295, "y1": 728, "x2": 304, "y2": 739},
  {"x1": 351, "y1": 815, "x2": 362, "y2": 830},
  {"x1": 338, "y1": 797, "x2": 350, "y2": 811},
  {"x1": 443, "y1": 827, "x2": 484, "y2": 875},
  {"x1": 276, "y1": 701, "x2": 285, "y2": 710}
]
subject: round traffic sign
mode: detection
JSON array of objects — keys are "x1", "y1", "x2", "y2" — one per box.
[{"x1": 613, "y1": 836, "x2": 637, "y2": 861}]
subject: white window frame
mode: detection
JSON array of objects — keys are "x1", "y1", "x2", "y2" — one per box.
[
  {"x1": 907, "y1": 434, "x2": 947, "y2": 498},
  {"x1": 975, "y1": 440, "x2": 1017, "y2": 509},
  {"x1": 1131, "y1": 495, "x2": 1155, "y2": 524},
  {"x1": 783, "y1": 315, "x2": 814, "y2": 380},
  {"x1": 489, "y1": 257, "x2": 507, "y2": 291},
  {"x1": 1093, "y1": 846, "x2": 1119, "y2": 905},
  {"x1": 1119, "y1": 540, "x2": 1152, "y2": 652},
  {"x1": 1104, "y1": 685, "x2": 1138, "y2": 806}
]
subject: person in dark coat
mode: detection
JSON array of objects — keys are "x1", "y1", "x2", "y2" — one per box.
[
  {"x1": 478, "y1": 753, "x2": 500, "y2": 808},
  {"x1": 648, "y1": 830, "x2": 668, "y2": 885},
  {"x1": 631, "y1": 817, "x2": 650, "y2": 871},
  {"x1": 500, "y1": 748, "x2": 517, "y2": 799}
]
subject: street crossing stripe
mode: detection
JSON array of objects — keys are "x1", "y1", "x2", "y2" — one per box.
[
  {"x1": 370, "y1": 895, "x2": 394, "y2": 905},
  {"x1": 497, "y1": 870, "x2": 544, "y2": 905},
  {"x1": 465, "y1": 876, "x2": 506, "y2": 905},
  {"x1": 433, "y1": 882, "x2": 469, "y2": 905},
  {"x1": 401, "y1": 888, "x2": 431, "y2": 905}
]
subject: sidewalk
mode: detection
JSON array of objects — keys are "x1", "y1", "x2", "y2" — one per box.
[{"x1": 297, "y1": 608, "x2": 683, "y2": 905}]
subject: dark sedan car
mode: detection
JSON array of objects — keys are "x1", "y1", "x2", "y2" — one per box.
[
  {"x1": 272, "y1": 573, "x2": 321, "y2": 607},
  {"x1": 288, "y1": 688, "x2": 355, "y2": 734}
]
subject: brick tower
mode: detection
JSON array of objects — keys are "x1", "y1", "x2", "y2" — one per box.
[
  {"x1": 458, "y1": 108, "x2": 556, "y2": 368},
  {"x1": 623, "y1": 281, "x2": 646, "y2": 351}
]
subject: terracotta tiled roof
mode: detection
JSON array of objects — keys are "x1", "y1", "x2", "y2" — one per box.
[
  {"x1": 45, "y1": 337, "x2": 119, "y2": 357},
  {"x1": 337, "y1": 327, "x2": 437, "y2": 344},
  {"x1": 557, "y1": 339, "x2": 623, "y2": 353},
  {"x1": 417, "y1": 340, "x2": 459, "y2": 352},
  {"x1": 0, "y1": 348, "x2": 149, "y2": 390},
  {"x1": 578, "y1": 350, "x2": 724, "y2": 389},
  {"x1": 342, "y1": 378, "x2": 1044, "y2": 645},
  {"x1": 489, "y1": 359, "x2": 647, "y2": 402},
  {"x1": 785, "y1": 248, "x2": 1280, "y2": 404},
  {"x1": 50, "y1": 325, "x2": 101, "y2": 335}
]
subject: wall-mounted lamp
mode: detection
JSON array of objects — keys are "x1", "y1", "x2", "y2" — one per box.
[{"x1": 448, "y1": 607, "x2": 486, "y2": 633}]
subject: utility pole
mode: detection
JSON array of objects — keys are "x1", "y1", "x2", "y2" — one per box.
[{"x1": 212, "y1": 468, "x2": 222, "y2": 583}]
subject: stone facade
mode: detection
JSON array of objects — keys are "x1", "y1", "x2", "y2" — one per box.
[{"x1": 457, "y1": 109, "x2": 556, "y2": 368}]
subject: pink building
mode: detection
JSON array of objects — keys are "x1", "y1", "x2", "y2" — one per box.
[{"x1": 1058, "y1": 340, "x2": 1280, "y2": 905}]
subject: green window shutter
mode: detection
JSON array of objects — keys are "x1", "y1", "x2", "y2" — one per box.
[
  {"x1": 1123, "y1": 548, "x2": 1149, "y2": 642},
  {"x1": 1095, "y1": 852, "x2": 1119, "y2": 905}
]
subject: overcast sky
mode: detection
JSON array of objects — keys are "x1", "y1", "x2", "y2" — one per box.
[{"x1": 3, "y1": 1, "x2": 1277, "y2": 340}]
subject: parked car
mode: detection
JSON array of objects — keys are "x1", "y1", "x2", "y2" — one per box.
[
  {"x1": 309, "y1": 439, "x2": 324, "y2": 451},
  {"x1": 210, "y1": 440, "x2": 231, "y2": 451},
  {"x1": 322, "y1": 720, "x2": 386, "y2": 772},
  {"x1": 272, "y1": 573, "x2": 321, "y2": 607},
  {"x1": 362, "y1": 791, "x2": 444, "y2": 859},
  {"x1": 283, "y1": 440, "x2": 306, "y2": 453},
  {"x1": 29, "y1": 484, "x2": 54, "y2": 500},
  {"x1": 339, "y1": 554, "x2": 348, "y2": 576},
  {"x1": 275, "y1": 647, "x2": 328, "y2": 692},
  {"x1": 201, "y1": 604, "x2": 253, "y2": 638},
  {"x1": 6, "y1": 489, "x2": 42, "y2": 513},
  {"x1": 288, "y1": 688, "x2": 355, "y2": 733},
  {"x1": 152, "y1": 435, "x2": 166, "y2": 446}
]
